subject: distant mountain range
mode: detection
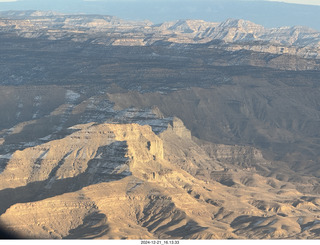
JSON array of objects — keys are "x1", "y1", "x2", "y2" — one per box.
[
  {"x1": 0, "y1": 0, "x2": 320, "y2": 30},
  {"x1": 1, "y1": 10, "x2": 319, "y2": 62}
]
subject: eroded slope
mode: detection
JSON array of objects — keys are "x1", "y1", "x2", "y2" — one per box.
[{"x1": 1, "y1": 119, "x2": 320, "y2": 239}]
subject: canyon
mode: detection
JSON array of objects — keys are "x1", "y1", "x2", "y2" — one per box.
[{"x1": 1, "y1": 11, "x2": 320, "y2": 239}]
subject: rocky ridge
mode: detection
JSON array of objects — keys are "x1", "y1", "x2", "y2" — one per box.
[
  {"x1": 0, "y1": 11, "x2": 320, "y2": 60},
  {"x1": 2, "y1": 113, "x2": 320, "y2": 239}
]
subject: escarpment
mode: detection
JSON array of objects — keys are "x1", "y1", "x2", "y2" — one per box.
[
  {"x1": 0, "y1": 122, "x2": 166, "y2": 191},
  {"x1": 1, "y1": 116, "x2": 320, "y2": 239}
]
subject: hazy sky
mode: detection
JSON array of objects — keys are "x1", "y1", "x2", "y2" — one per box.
[
  {"x1": 0, "y1": 0, "x2": 320, "y2": 6},
  {"x1": 0, "y1": 0, "x2": 319, "y2": 5},
  {"x1": 267, "y1": 0, "x2": 320, "y2": 5}
]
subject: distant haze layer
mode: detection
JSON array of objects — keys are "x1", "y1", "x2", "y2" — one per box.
[{"x1": 267, "y1": 0, "x2": 320, "y2": 6}]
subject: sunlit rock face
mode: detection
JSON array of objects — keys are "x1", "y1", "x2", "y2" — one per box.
[{"x1": 2, "y1": 115, "x2": 320, "y2": 239}]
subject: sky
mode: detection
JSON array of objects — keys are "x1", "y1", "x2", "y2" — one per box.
[
  {"x1": 0, "y1": 0, "x2": 319, "y2": 5},
  {"x1": 267, "y1": 0, "x2": 320, "y2": 5},
  {"x1": 0, "y1": 0, "x2": 320, "y2": 30},
  {"x1": 0, "y1": 0, "x2": 320, "y2": 6}
]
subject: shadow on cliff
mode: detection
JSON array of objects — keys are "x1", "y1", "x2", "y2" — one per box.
[
  {"x1": 138, "y1": 194, "x2": 209, "y2": 239},
  {"x1": 64, "y1": 212, "x2": 110, "y2": 239},
  {"x1": 0, "y1": 223, "x2": 20, "y2": 239},
  {"x1": 0, "y1": 141, "x2": 131, "y2": 216}
]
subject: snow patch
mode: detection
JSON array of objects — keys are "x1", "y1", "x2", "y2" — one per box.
[
  {"x1": 33, "y1": 96, "x2": 42, "y2": 107},
  {"x1": 66, "y1": 90, "x2": 80, "y2": 103},
  {"x1": 32, "y1": 112, "x2": 39, "y2": 119},
  {"x1": 0, "y1": 154, "x2": 12, "y2": 159},
  {"x1": 39, "y1": 135, "x2": 52, "y2": 141},
  {"x1": 23, "y1": 142, "x2": 37, "y2": 147}
]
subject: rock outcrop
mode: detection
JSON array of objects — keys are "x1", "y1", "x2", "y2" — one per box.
[{"x1": 1, "y1": 118, "x2": 320, "y2": 239}]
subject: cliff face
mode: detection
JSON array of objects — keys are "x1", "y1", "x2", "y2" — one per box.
[
  {"x1": 0, "y1": 122, "x2": 165, "y2": 238},
  {"x1": 0, "y1": 120, "x2": 230, "y2": 239},
  {"x1": 202, "y1": 143, "x2": 267, "y2": 168},
  {"x1": 0, "y1": 121, "x2": 167, "y2": 190},
  {"x1": 1, "y1": 118, "x2": 320, "y2": 239},
  {"x1": 166, "y1": 117, "x2": 192, "y2": 139},
  {"x1": 107, "y1": 86, "x2": 320, "y2": 179}
]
